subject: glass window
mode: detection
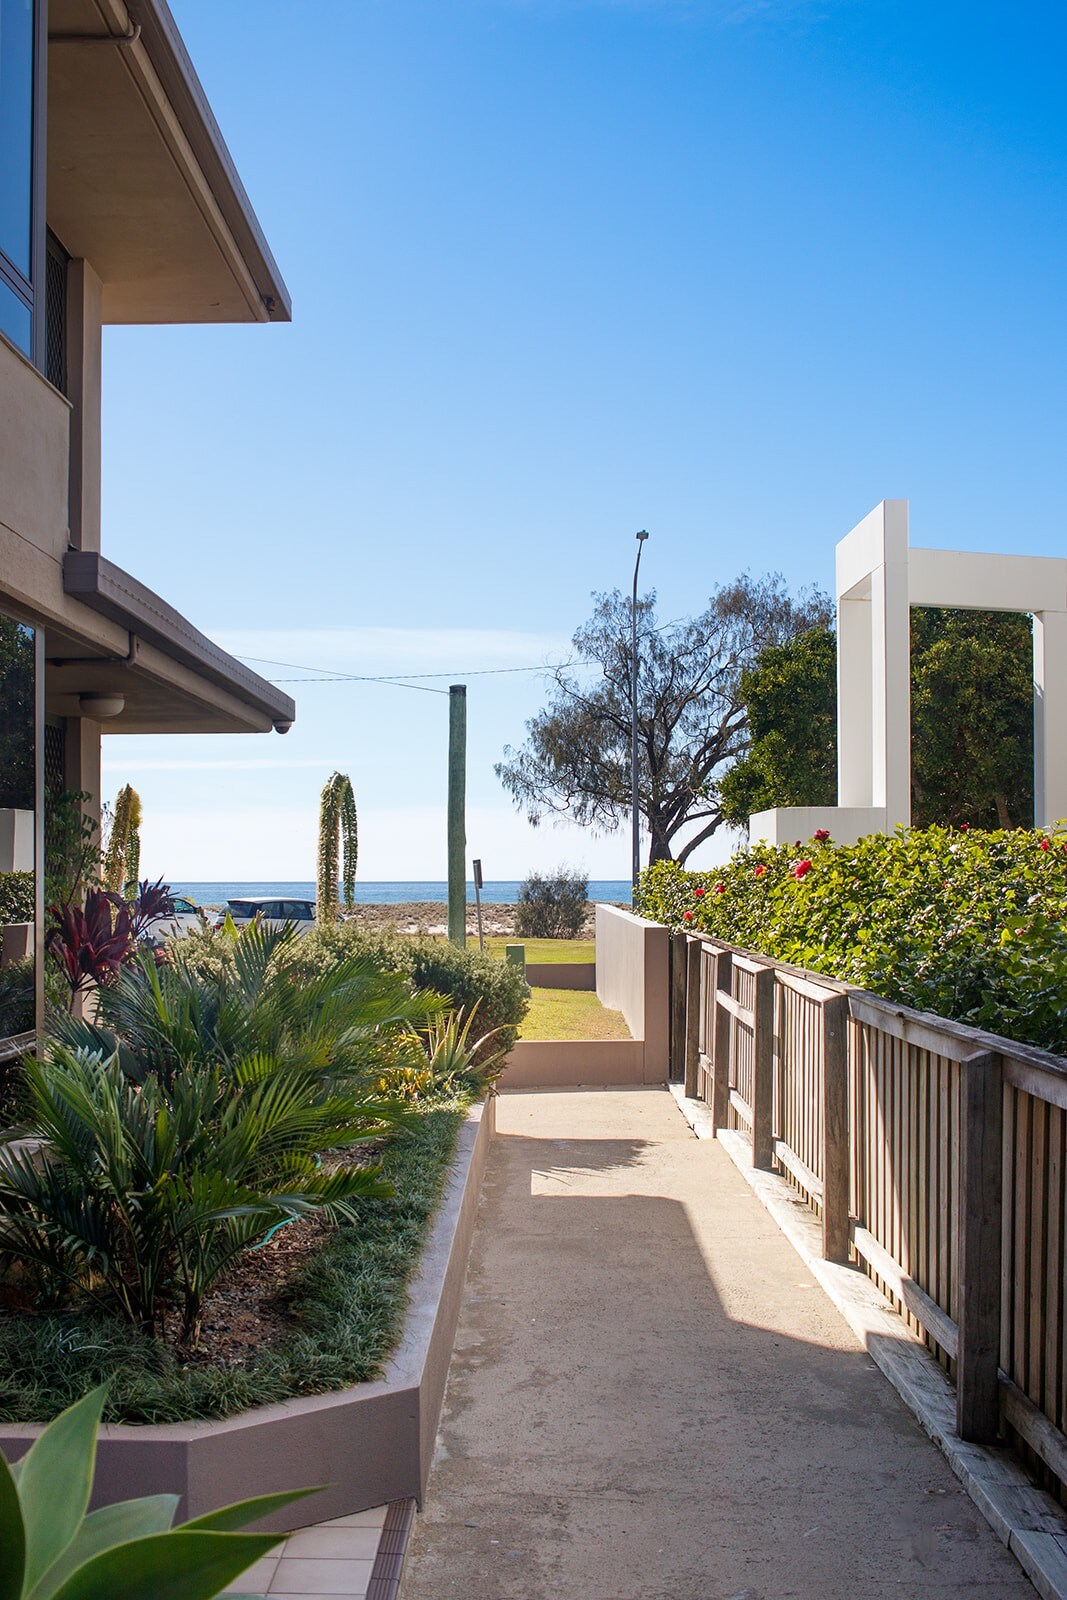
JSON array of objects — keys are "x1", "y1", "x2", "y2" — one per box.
[
  {"x1": 0, "y1": 0, "x2": 34, "y2": 280},
  {"x1": 0, "y1": 277, "x2": 31, "y2": 357},
  {"x1": 0, "y1": 611, "x2": 37, "y2": 1046}
]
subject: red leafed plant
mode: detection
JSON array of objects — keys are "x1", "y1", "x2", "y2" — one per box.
[{"x1": 47, "y1": 888, "x2": 135, "y2": 1005}]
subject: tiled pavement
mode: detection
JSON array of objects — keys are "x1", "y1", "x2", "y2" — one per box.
[{"x1": 224, "y1": 1501, "x2": 415, "y2": 1600}]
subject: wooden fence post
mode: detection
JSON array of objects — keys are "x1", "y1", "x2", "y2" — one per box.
[
  {"x1": 711, "y1": 950, "x2": 733, "y2": 1134},
  {"x1": 821, "y1": 994, "x2": 850, "y2": 1262},
  {"x1": 684, "y1": 938, "x2": 701, "y2": 1099},
  {"x1": 670, "y1": 934, "x2": 687, "y2": 1084},
  {"x1": 752, "y1": 965, "x2": 775, "y2": 1169},
  {"x1": 956, "y1": 1050, "x2": 1004, "y2": 1444}
]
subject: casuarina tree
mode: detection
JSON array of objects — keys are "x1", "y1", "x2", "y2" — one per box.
[{"x1": 496, "y1": 576, "x2": 831, "y2": 865}]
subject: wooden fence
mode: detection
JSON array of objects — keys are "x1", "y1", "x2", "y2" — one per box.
[{"x1": 669, "y1": 932, "x2": 1067, "y2": 1489}]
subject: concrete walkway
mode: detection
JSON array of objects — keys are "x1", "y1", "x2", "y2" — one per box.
[{"x1": 400, "y1": 1086, "x2": 1034, "y2": 1600}]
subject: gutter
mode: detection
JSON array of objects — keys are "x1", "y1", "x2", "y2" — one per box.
[
  {"x1": 63, "y1": 551, "x2": 296, "y2": 732},
  {"x1": 122, "y1": 0, "x2": 292, "y2": 323}
]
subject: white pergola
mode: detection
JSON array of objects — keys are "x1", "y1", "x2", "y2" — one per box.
[{"x1": 749, "y1": 500, "x2": 1067, "y2": 847}]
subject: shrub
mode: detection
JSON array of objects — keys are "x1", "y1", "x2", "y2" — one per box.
[
  {"x1": 0, "y1": 1089, "x2": 474, "y2": 1424},
  {"x1": 1, "y1": 926, "x2": 434, "y2": 1341},
  {"x1": 515, "y1": 866, "x2": 588, "y2": 939},
  {"x1": 0, "y1": 869, "x2": 33, "y2": 923},
  {"x1": 190, "y1": 924, "x2": 531, "y2": 1065},
  {"x1": 0, "y1": 1040, "x2": 400, "y2": 1344},
  {"x1": 404, "y1": 940, "x2": 529, "y2": 1059},
  {"x1": 637, "y1": 827, "x2": 1067, "y2": 1055}
]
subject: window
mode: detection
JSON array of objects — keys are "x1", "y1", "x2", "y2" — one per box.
[
  {"x1": 0, "y1": 609, "x2": 39, "y2": 1047},
  {"x1": 0, "y1": 0, "x2": 41, "y2": 362}
]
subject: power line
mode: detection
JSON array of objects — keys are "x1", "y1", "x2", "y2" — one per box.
[{"x1": 237, "y1": 653, "x2": 595, "y2": 688}]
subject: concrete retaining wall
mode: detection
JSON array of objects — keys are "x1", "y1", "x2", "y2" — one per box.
[
  {"x1": 0, "y1": 1098, "x2": 495, "y2": 1532},
  {"x1": 595, "y1": 905, "x2": 670, "y2": 1076},
  {"x1": 499, "y1": 1039, "x2": 647, "y2": 1089},
  {"x1": 524, "y1": 961, "x2": 596, "y2": 990}
]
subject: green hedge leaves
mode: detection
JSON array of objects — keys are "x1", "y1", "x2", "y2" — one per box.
[{"x1": 638, "y1": 826, "x2": 1067, "y2": 1054}]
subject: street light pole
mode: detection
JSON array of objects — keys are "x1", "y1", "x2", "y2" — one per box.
[{"x1": 631, "y1": 530, "x2": 649, "y2": 895}]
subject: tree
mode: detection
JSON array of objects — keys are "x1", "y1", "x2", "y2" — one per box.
[
  {"x1": 317, "y1": 771, "x2": 358, "y2": 923},
  {"x1": 720, "y1": 610, "x2": 1033, "y2": 830},
  {"x1": 495, "y1": 577, "x2": 832, "y2": 866},
  {"x1": 102, "y1": 784, "x2": 142, "y2": 892},
  {"x1": 718, "y1": 626, "x2": 837, "y2": 826},
  {"x1": 910, "y1": 607, "x2": 1032, "y2": 828}
]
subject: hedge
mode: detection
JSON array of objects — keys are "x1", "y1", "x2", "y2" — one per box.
[{"x1": 637, "y1": 826, "x2": 1067, "y2": 1056}]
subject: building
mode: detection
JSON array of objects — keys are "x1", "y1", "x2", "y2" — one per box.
[{"x1": 0, "y1": 0, "x2": 296, "y2": 1049}]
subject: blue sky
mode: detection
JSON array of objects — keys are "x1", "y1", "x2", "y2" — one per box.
[{"x1": 100, "y1": 0, "x2": 1067, "y2": 881}]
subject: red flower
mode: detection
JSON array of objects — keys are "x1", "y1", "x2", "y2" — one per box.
[
  {"x1": 683, "y1": 910, "x2": 694, "y2": 921},
  {"x1": 794, "y1": 839, "x2": 802, "y2": 848},
  {"x1": 754, "y1": 864, "x2": 767, "y2": 878},
  {"x1": 959, "y1": 822, "x2": 970, "y2": 831},
  {"x1": 813, "y1": 828, "x2": 830, "y2": 843},
  {"x1": 693, "y1": 886, "x2": 706, "y2": 897},
  {"x1": 792, "y1": 859, "x2": 813, "y2": 880},
  {"x1": 714, "y1": 882, "x2": 726, "y2": 895},
  {"x1": 1041, "y1": 838, "x2": 1051, "y2": 851}
]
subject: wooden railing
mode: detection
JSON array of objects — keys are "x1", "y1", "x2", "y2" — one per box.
[{"x1": 669, "y1": 931, "x2": 1067, "y2": 1488}]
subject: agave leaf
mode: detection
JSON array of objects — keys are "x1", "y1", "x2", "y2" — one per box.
[
  {"x1": 47, "y1": 1529, "x2": 279, "y2": 1600},
  {"x1": 29, "y1": 1496, "x2": 179, "y2": 1600},
  {"x1": 179, "y1": 1484, "x2": 321, "y2": 1533},
  {"x1": 17, "y1": 1386, "x2": 107, "y2": 1595},
  {"x1": 0, "y1": 1446, "x2": 25, "y2": 1600}
]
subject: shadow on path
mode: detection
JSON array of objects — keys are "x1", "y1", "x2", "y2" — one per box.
[{"x1": 400, "y1": 1088, "x2": 1033, "y2": 1600}]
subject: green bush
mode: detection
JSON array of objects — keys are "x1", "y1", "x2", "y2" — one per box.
[
  {"x1": 1, "y1": 925, "x2": 436, "y2": 1341},
  {"x1": 637, "y1": 826, "x2": 1067, "y2": 1055},
  {"x1": 189, "y1": 923, "x2": 531, "y2": 1064},
  {"x1": 0, "y1": 1090, "x2": 473, "y2": 1424},
  {"x1": 0, "y1": 869, "x2": 33, "y2": 924},
  {"x1": 515, "y1": 867, "x2": 588, "y2": 939}
]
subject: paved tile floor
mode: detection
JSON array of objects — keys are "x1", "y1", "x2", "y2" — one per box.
[{"x1": 224, "y1": 1505, "x2": 388, "y2": 1599}]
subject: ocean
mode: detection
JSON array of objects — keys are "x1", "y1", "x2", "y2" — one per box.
[{"x1": 171, "y1": 880, "x2": 634, "y2": 907}]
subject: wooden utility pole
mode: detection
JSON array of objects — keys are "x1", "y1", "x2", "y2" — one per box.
[{"x1": 448, "y1": 684, "x2": 467, "y2": 945}]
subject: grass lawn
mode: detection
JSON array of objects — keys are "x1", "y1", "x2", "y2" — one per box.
[
  {"x1": 484, "y1": 937, "x2": 595, "y2": 963},
  {"x1": 519, "y1": 987, "x2": 631, "y2": 1041}
]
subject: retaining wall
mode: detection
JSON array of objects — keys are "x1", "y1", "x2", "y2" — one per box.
[{"x1": 0, "y1": 1098, "x2": 494, "y2": 1532}]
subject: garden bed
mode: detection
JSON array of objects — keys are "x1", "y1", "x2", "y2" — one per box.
[
  {"x1": 0, "y1": 1092, "x2": 476, "y2": 1424},
  {"x1": 0, "y1": 1097, "x2": 494, "y2": 1529}
]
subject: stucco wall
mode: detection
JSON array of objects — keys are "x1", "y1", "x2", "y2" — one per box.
[
  {"x1": 0, "y1": 335, "x2": 70, "y2": 568},
  {"x1": 595, "y1": 904, "x2": 670, "y2": 1076}
]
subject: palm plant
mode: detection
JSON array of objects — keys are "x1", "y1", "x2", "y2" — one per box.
[
  {"x1": 0, "y1": 1045, "x2": 399, "y2": 1342},
  {"x1": 2, "y1": 925, "x2": 443, "y2": 1342},
  {"x1": 56, "y1": 921, "x2": 441, "y2": 1089}
]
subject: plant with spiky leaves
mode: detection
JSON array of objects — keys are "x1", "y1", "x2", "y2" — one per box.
[
  {"x1": 102, "y1": 785, "x2": 142, "y2": 894},
  {"x1": 12, "y1": 924, "x2": 439, "y2": 1339},
  {"x1": 316, "y1": 772, "x2": 358, "y2": 925},
  {"x1": 0, "y1": 1383, "x2": 317, "y2": 1600}
]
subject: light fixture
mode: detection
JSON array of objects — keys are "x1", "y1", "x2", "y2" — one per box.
[{"x1": 78, "y1": 692, "x2": 125, "y2": 719}]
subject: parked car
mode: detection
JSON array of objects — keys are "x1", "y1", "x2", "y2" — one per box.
[
  {"x1": 212, "y1": 897, "x2": 317, "y2": 935},
  {"x1": 127, "y1": 888, "x2": 205, "y2": 946}
]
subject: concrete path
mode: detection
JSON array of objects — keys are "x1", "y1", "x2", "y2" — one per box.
[{"x1": 401, "y1": 1086, "x2": 1034, "y2": 1600}]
